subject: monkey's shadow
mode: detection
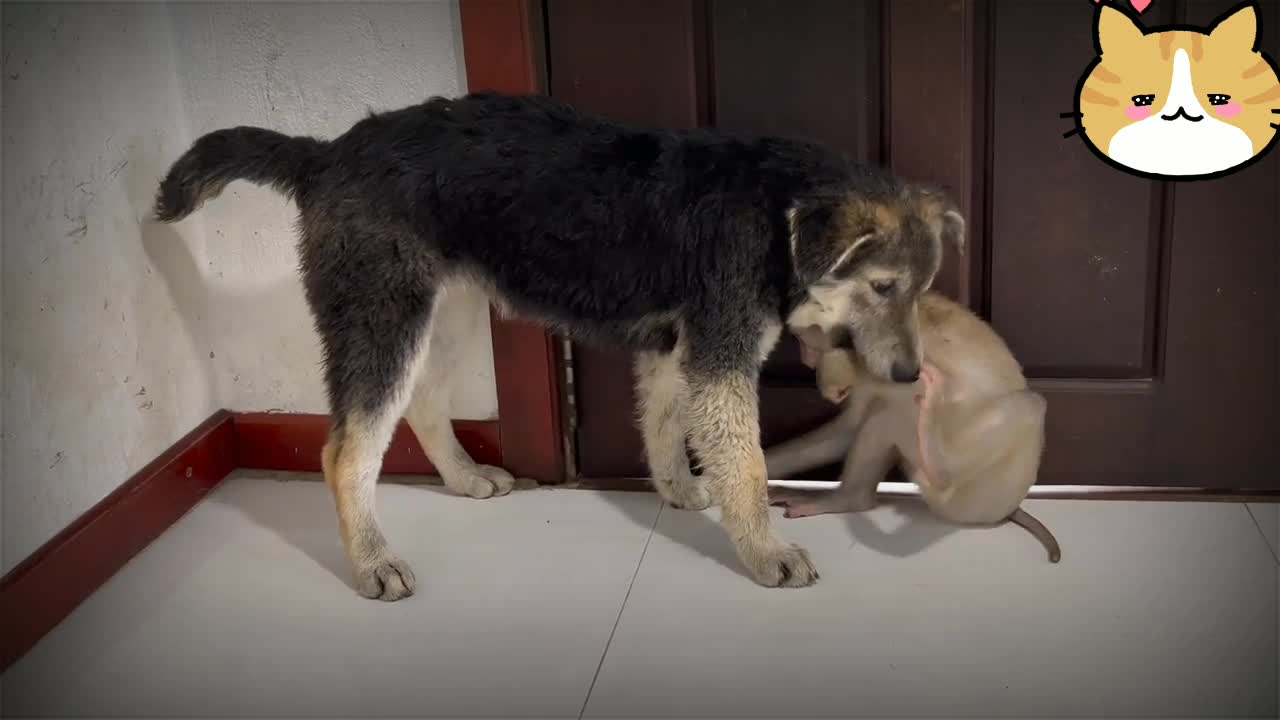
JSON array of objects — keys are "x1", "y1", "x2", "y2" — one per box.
[{"x1": 839, "y1": 495, "x2": 960, "y2": 558}]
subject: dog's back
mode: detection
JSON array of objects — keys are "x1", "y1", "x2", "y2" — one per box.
[{"x1": 157, "y1": 93, "x2": 874, "y2": 353}]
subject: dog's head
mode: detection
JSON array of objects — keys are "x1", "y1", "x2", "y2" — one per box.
[{"x1": 786, "y1": 184, "x2": 963, "y2": 384}]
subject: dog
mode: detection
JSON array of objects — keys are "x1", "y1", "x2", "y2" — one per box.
[
  {"x1": 765, "y1": 291, "x2": 1060, "y2": 562},
  {"x1": 154, "y1": 92, "x2": 960, "y2": 598}
]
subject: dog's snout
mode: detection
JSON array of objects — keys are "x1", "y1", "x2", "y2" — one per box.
[{"x1": 890, "y1": 361, "x2": 920, "y2": 384}]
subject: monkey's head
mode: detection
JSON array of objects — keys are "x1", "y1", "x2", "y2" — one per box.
[
  {"x1": 786, "y1": 184, "x2": 963, "y2": 384},
  {"x1": 795, "y1": 324, "x2": 859, "y2": 405}
]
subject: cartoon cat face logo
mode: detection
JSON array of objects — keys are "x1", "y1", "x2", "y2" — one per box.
[{"x1": 1068, "y1": 1, "x2": 1280, "y2": 179}]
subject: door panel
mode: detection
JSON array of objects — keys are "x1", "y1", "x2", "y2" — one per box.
[
  {"x1": 990, "y1": 0, "x2": 1173, "y2": 378},
  {"x1": 987, "y1": 0, "x2": 1280, "y2": 485},
  {"x1": 549, "y1": 0, "x2": 1280, "y2": 488},
  {"x1": 712, "y1": 0, "x2": 882, "y2": 162}
]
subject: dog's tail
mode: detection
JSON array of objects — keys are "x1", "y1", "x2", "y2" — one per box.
[{"x1": 153, "y1": 127, "x2": 326, "y2": 222}]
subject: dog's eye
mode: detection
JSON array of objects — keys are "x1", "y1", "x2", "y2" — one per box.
[
  {"x1": 1131, "y1": 94, "x2": 1156, "y2": 107},
  {"x1": 870, "y1": 279, "x2": 895, "y2": 297},
  {"x1": 1207, "y1": 94, "x2": 1231, "y2": 106}
]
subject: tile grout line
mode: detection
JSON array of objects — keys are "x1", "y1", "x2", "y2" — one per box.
[
  {"x1": 577, "y1": 499, "x2": 665, "y2": 720},
  {"x1": 1243, "y1": 503, "x2": 1280, "y2": 566}
]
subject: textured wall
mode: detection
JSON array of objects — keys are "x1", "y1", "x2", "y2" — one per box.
[
  {"x1": 0, "y1": 1, "x2": 487, "y2": 571},
  {"x1": 164, "y1": 1, "x2": 495, "y2": 419}
]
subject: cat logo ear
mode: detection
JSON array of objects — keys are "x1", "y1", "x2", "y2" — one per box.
[
  {"x1": 1096, "y1": 3, "x2": 1145, "y2": 55},
  {"x1": 1208, "y1": 3, "x2": 1260, "y2": 51}
]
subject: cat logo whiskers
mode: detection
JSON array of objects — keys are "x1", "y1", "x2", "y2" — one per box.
[{"x1": 1063, "y1": 0, "x2": 1280, "y2": 180}]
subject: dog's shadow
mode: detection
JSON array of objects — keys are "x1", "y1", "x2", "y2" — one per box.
[
  {"x1": 208, "y1": 472, "x2": 355, "y2": 585},
  {"x1": 209, "y1": 473, "x2": 498, "y2": 591},
  {"x1": 600, "y1": 488, "x2": 756, "y2": 582},
  {"x1": 602, "y1": 485, "x2": 960, "y2": 572}
]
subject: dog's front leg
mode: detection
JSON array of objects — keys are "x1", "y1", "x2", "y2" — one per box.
[{"x1": 684, "y1": 370, "x2": 820, "y2": 587}]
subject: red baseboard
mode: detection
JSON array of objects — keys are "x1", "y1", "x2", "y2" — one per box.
[
  {"x1": 233, "y1": 412, "x2": 501, "y2": 474},
  {"x1": 0, "y1": 411, "x2": 239, "y2": 672},
  {"x1": 0, "y1": 410, "x2": 502, "y2": 673}
]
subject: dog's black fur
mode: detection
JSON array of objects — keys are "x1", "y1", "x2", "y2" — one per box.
[
  {"x1": 157, "y1": 93, "x2": 910, "y2": 419},
  {"x1": 156, "y1": 93, "x2": 953, "y2": 594}
]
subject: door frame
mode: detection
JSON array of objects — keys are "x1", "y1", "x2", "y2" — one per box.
[{"x1": 458, "y1": 0, "x2": 568, "y2": 484}]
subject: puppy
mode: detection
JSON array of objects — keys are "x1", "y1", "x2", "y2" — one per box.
[
  {"x1": 154, "y1": 93, "x2": 960, "y2": 597},
  {"x1": 766, "y1": 292, "x2": 1060, "y2": 562}
]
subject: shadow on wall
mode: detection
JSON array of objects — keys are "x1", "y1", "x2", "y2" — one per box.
[{"x1": 125, "y1": 153, "x2": 305, "y2": 414}]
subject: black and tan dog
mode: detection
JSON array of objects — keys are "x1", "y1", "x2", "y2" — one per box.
[{"x1": 155, "y1": 93, "x2": 960, "y2": 599}]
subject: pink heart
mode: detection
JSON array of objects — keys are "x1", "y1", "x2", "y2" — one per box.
[{"x1": 1094, "y1": 0, "x2": 1152, "y2": 13}]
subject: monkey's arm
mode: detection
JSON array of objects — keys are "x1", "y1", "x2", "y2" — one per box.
[
  {"x1": 765, "y1": 393, "x2": 873, "y2": 478},
  {"x1": 765, "y1": 414, "x2": 854, "y2": 479},
  {"x1": 913, "y1": 365, "x2": 954, "y2": 492}
]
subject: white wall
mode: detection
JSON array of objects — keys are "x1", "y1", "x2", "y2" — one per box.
[
  {"x1": 1, "y1": 1, "x2": 491, "y2": 571},
  {"x1": 164, "y1": 1, "x2": 496, "y2": 419}
]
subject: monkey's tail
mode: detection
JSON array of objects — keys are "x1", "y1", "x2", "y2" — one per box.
[
  {"x1": 154, "y1": 127, "x2": 326, "y2": 223},
  {"x1": 1009, "y1": 507, "x2": 1061, "y2": 563}
]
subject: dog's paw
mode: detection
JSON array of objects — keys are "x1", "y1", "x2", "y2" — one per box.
[
  {"x1": 665, "y1": 478, "x2": 713, "y2": 511},
  {"x1": 652, "y1": 471, "x2": 713, "y2": 510},
  {"x1": 444, "y1": 464, "x2": 517, "y2": 499},
  {"x1": 354, "y1": 553, "x2": 416, "y2": 601},
  {"x1": 741, "y1": 541, "x2": 820, "y2": 588}
]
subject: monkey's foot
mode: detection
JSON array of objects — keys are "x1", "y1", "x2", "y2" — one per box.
[{"x1": 769, "y1": 487, "x2": 876, "y2": 518}]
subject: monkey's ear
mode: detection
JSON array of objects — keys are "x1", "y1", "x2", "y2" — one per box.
[
  {"x1": 908, "y1": 184, "x2": 967, "y2": 257},
  {"x1": 787, "y1": 197, "x2": 886, "y2": 287}
]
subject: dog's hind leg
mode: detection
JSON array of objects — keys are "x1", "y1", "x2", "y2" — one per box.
[
  {"x1": 684, "y1": 367, "x2": 819, "y2": 587},
  {"x1": 405, "y1": 284, "x2": 517, "y2": 498},
  {"x1": 634, "y1": 348, "x2": 711, "y2": 510},
  {"x1": 311, "y1": 243, "x2": 438, "y2": 601}
]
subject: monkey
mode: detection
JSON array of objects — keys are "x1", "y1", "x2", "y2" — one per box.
[{"x1": 765, "y1": 292, "x2": 1061, "y2": 563}]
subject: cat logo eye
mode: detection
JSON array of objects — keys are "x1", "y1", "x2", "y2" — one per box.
[
  {"x1": 1207, "y1": 94, "x2": 1232, "y2": 106},
  {"x1": 1132, "y1": 94, "x2": 1156, "y2": 107}
]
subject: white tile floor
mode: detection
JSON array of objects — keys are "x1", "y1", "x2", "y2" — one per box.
[{"x1": 3, "y1": 472, "x2": 1277, "y2": 719}]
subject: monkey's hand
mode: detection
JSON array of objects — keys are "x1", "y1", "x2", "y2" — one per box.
[{"x1": 913, "y1": 364, "x2": 951, "y2": 492}]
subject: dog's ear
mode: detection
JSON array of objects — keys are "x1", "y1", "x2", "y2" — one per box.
[
  {"x1": 787, "y1": 197, "x2": 889, "y2": 286},
  {"x1": 908, "y1": 185, "x2": 966, "y2": 257}
]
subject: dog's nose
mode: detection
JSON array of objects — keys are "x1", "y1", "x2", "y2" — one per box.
[{"x1": 890, "y1": 362, "x2": 920, "y2": 384}]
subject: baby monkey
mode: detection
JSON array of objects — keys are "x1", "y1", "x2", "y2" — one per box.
[{"x1": 766, "y1": 292, "x2": 1060, "y2": 562}]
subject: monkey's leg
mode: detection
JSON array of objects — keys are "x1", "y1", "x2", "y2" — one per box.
[
  {"x1": 915, "y1": 372, "x2": 1047, "y2": 494},
  {"x1": 770, "y1": 414, "x2": 897, "y2": 518}
]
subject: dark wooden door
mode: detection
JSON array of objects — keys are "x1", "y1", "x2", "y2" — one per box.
[{"x1": 548, "y1": 0, "x2": 1280, "y2": 488}]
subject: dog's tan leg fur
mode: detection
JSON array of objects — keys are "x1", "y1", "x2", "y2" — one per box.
[
  {"x1": 686, "y1": 372, "x2": 818, "y2": 587},
  {"x1": 404, "y1": 285, "x2": 517, "y2": 499},
  {"x1": 323, "y1": 408, "x2": 417, "y2": 601},
  {"x1": 634, "y1": 349, "x2": 712, "y2": 510}
]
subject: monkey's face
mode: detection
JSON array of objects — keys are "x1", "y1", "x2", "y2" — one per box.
[
  {"x1": 795, "y1": 324, "x2": 859, "y2": 404},
  {"x1": 815, "y1": 349, "x2": 858, "y2": 404}
]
